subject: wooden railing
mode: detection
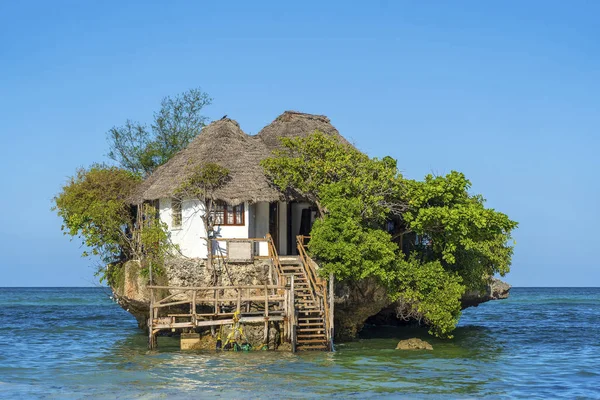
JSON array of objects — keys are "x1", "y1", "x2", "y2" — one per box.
[
  {"x1": 296, "y1": 236, "x2": 322, "y2": 299},
  {"x1": 296, "y1": 235, "x2": 334, "y2": 350},
  {"x1": 148, "y1": 283, "x2": 295, "y2": 348},
  {"x1": 266, "y1": 233, "x2": 285, "y2": 285},
  {"x1": 149, "y1": 284, "x2": 285, "y2": 319}
]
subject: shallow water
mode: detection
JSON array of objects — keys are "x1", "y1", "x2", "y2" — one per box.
[{"x1": 0, "y1": 287, "x2": 599, "y2": 399}]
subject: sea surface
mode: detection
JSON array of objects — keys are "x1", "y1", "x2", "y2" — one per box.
[{"x1": 0, "y1": 287, "x2": 598, "y2": 399}]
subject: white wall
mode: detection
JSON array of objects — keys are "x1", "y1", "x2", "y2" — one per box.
[
  {"x1": 160, "y1": 198, "x2": 207, "y2": 258},
  {"x1": 158, "y1": 199, "x2": 314, "y2": 258},
  {"x1": 160, "y1": 198, "x2": 252, "y2": 259}
]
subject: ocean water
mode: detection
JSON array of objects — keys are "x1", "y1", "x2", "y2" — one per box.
[{"x1": 0, "y1": 287, "x2": 598, "y2": 399}]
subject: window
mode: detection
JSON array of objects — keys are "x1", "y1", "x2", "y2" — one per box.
[
  {"x1": 213, "y1": 202, "x2": 245, "y2": 226},
  {"x1": 172, "y1": 198, "x2": 182, "y2": 228}
]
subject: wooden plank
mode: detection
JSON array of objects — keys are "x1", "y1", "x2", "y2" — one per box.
[
  {"x1": 191, "y1": 290, "x2": 196, "y2": 317},
  {"x1": 156, "y1": 296, "x2": 285, "y2": 306},
  {"x1": 240, "y1": 316, "x2": 283, "y2": 323},
  {"x1": 149, "y1": 284, "x2": 284, "y2": 290},
  {"x1": 153, "y1": 300, "x2": 194, "y2": 308},
  {"x1": 214, "y1": 288, "x2": 218, "y2": 314},
  {"x1": 215, "y1": 237, "x2": 268, "y2": 242}
]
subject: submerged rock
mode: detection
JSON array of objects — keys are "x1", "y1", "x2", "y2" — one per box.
[{"x1": 396, "y1": 338, "x2": 433, "y2": 350}]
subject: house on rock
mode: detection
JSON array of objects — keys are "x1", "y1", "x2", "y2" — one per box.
[
  {"x1": 132, "y1": 111, "x2": 344, "y2": 352},
  {"x1": 132, "y1": 111, "x2": 345, "y2": 259}
]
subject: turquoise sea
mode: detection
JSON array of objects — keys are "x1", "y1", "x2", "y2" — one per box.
[{"x1": 0, "y1": 287, "x2": 598, "y2": 399}]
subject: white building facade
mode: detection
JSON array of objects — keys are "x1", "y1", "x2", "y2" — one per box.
[{"x1": 159, "y1": 198, "x2": 316, "y2": 259}]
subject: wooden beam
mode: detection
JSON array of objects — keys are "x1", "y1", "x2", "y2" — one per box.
[{"x1": 148, "y1": 285, "x2": 284, "y2": 290}]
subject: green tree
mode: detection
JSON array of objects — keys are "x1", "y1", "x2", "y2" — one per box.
[
  {"x1": 262, "y1": 131, "x2": 517, "y2": 338},
  {"x1": 53, "y1": 164, "x2": 172, "y2": 283},
  {"x1": 391, "y1": 257, "x2": 464, "y2": 337},
  {"x1": 107, "y1": 87, "x2": 212, "y2": 176},
  {"x1": 261, "y1": 131, "x2": 406, "y2": 219},
  {"x1": 402, "y1": 172, "x2": 518, "y2": 291}
]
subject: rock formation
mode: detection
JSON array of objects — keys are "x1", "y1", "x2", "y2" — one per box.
[
  {"x1": 112, "y1": 258, "x2": 510, "y2": 341},
  {"x1": 396, "y1": 338, "x2": 433, "y2": 350}
]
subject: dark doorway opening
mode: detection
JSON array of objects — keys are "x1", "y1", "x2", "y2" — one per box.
[{"x1": 269, "y1": 202, "x2": 279, "y2": 253}]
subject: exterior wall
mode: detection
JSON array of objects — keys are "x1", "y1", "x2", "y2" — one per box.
[
  {"x1": 159, "y1": 198, "x2": 314, "y2": 258},
  {"x1": 160, "y1": 198, "x2": 254, "y2": 258},
  {"x1": 160, "y1": 198, "x2": 207, "y2": 258}
]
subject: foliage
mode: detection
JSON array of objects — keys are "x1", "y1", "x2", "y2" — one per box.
[
  {"x1": 53, "y1": 165, "x2": 173, "y2": 282},
  {"x1": 308, "y1": 185, "x2": 398, "y2": 282},
  {"x1": 391, "y1": 257, "x2": 464, "y2": 338},
  {"x1": 107, "y1": 88, "x2": 212, "y2": 176},
  {"x1": 261, "y1": 131, "x2": 406, "y2": 220},
  {"x1": 262, "y1": 131, "x2": 517, "y2": 338},
  {"x1": 403, "y1": 172, "x2": 518, "y2": 291},
  {"x1": 138, "y1": 203, "x2": 172, "y2": 279}
]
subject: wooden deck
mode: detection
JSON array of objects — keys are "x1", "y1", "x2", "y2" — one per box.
[{"x1": 147, "y1": 235, "x2": 334, "y2": 352}]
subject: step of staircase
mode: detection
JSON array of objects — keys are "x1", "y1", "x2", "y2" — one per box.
[
  {"x1": 297, "y1": 339, "x2": 327, "y2": 344},
  {"x1": 279, "y1": 257, "x2": 302, "y2": 265},
  {"x1": 279, "y1": 250, "x2": 330, "y2": 352},
  {"x1": 296, "y1": 344, "x2": 328, "y2": 351},
  {"x1": 297, "y1": 334, "x2": 326, "y2": 338}
]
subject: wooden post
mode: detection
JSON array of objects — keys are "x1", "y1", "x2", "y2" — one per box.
[
  {"x1": 236, "y1": 289, "x2": 242, "y2": 314},
  {"x1": 291, "y1": 275, "x2": 296, "y2": 353},
  {"x1": 264, "y1": 285, "x2": 269, "y2": 347},
  {"x1": 148, "y1": 287, "x2": 156, "y2": 349},
  {"x1": 283, "y1": 288, "x2": 288, "y2": 342},
  {"x1": 246, "y1": 287, "x2": 251, "y2": 313},
  {"x1": 191, "y1": 290, "x2": 196, "y2": 324},
  {"x1": 214, "y1": 288, "x2": 219, "y2": 315},
  {"x1": 264, "y1": 320, "x2": 269, "y2": 348},
  {"x1": 329, "y1": 272, "x2": 334, "y2": 351}
]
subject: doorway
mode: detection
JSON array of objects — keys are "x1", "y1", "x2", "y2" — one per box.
[{"x1": 268, "y1": 202, "x2": 279, "y2": 253}]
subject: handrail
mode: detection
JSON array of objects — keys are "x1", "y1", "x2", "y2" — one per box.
[
  {"x1": 296, "y1": 235, "x2": 332, "y2": 347},
  {"x1": 148, "y1": 284, "x2": 283, "y2": 290},
  {"x1": 149, "y1": 284, "x2": 288, "y2": 320},
  {"x1": 296, "y1": 236, "x2": 324, "y2": 298},
  {"x1": 266, "y1": 233, "x2": 285, "y2": 285},
  {"x1": 214, "y1": 237, "x2": 271, "y2": 242}
]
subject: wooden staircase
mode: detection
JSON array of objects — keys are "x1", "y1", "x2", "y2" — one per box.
[{"x1": 280, "y1": 254, "x2": 329, "y2": 351}]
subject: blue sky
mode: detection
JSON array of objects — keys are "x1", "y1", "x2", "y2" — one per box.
[{"x1": 0, "y1": 1, "x2": 598, "y2": 287}]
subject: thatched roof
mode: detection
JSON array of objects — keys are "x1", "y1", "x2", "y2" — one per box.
[
  {"x1": 257, "y1": 110, "x2": 349, "y2": 150},
  {"x1": 131, "y1": 111, "x2": 346, "y2": 204}
]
